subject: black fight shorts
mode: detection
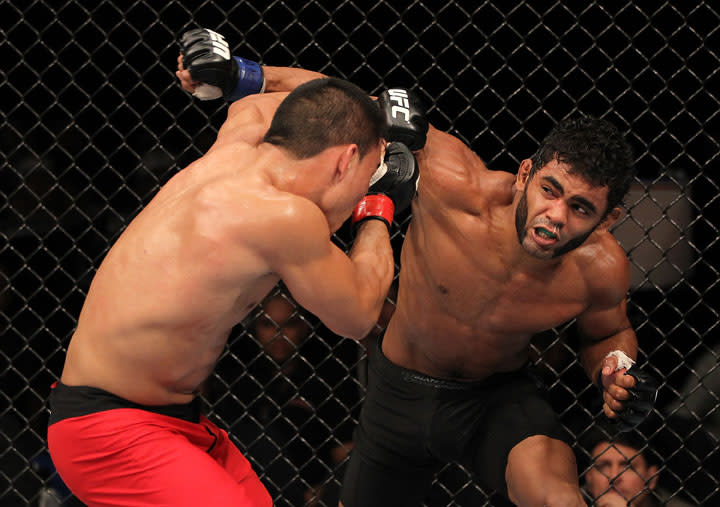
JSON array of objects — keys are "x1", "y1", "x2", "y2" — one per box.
[{"x1": 340, "y1": 338, "x2": 568, "y2": 507}]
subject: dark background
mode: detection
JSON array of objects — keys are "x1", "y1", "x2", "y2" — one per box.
[{"x1": 2, "y1": 1, "x2": 718, "y2": 505}]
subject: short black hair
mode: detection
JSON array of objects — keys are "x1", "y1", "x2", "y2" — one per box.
[
  {"x1": 263, "y1": 77, "x2": 386, "y2": 160},
  {"x1": 530, "y1": 116, "x2": 635, "y2": 216},
  {"x1": 580, "y1": 426, "x2": 661, "y2": 468}
]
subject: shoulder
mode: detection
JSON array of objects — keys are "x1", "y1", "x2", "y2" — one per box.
[
  {"x1": 242, "y1": 192, "x2": 330, "y2": 257},
  {"x1": 192, "y1": 181, "x2": 331, "y2": 269},
  {"x1": 227, "y1": 91, "x2": 290, "y2": 119},
  {"x1": 417, "y1": 126, "x2": 515, "y2": 209},
  {"x1": 212, "y1": 92, "x2": 291, "y2": 149},
  {"x1": 573, "y1": 230, "x2": 630, "y2": 308},
  {"x1": 419, "y1": 127, "x2": 488, "y2": 182}
]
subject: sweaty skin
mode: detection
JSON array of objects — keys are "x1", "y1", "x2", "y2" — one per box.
[
  {"x1": 60, "y1": 91, "x2": 392, "y2": 406},
  {"x1": 383, "y1": 128, "x2": 637, "y2": 507},
  {"x1": 177, "y1": 62, "x2": 640, "y2": 506},
  {"x1": 176, "y1": 61, "x2": 638, "y2": 412},
  {"x1": 385, "y1": 127, "x2": 634, "y2": 384}
]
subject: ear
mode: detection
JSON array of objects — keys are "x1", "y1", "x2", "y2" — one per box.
[
  {"x1": 333, "y1": 144, "x2": 358, "y2": 183},
  {"x1": 647, "y1": 465, "x2": 659, "y2": 490},
  {"x1": 515, "y1": 159, "x2": 533, "y2": 190},
  {"x1": 597, "y1": 206, "x2": 623, "y2": 231}
]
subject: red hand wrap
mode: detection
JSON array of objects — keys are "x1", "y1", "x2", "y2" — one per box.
[{"x1": 352, "y1": 194, "x2": 394, "y2": 229}]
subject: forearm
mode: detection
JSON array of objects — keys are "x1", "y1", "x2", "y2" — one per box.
[
  {"x1": 344, "y1": 220, "x2": 395, "y2": 339},
  {"x1": 580, "y1": 327, "x2": 638, "y2": 386},
  {"x1": 262, "y1": 66, "x2": 328, "y2": 93}
]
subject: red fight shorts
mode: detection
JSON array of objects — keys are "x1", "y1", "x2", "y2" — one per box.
[{"x1": 47, "y1": 382, "x2": 272, "y2": 507}]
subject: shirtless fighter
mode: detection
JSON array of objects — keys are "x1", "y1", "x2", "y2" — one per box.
[
  {"x1": 47, "y1": 39, "x2": 421, "y2": 505},
  {"x1": 177, "y1": 28, "x2": 659, "y2": 507}
]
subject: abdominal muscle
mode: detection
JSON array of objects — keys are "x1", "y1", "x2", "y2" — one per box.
[{"x1": 383, "y1": 300, "x2": 532, "y2": 382}]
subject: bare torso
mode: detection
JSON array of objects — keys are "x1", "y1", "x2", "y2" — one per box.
[
  {"x1": 62, "y1": 95, "x2": 289, "y2": 405},
  {"x1": 383, "y1": 127, "x2": 626, "y2": 380}
]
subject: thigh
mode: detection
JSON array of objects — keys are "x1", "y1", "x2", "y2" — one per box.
[
  {"x1": 464, "y1": 376, "x2": 567, "y2": 497},
  {"x1": 196, "y1": 418, "x2": 273, "y2": 506},
  {"x1": 340, "y1": 349, "x2": 440, "y2": 507},
  {"x1": 135, "y1": 428, "x2": 272, "y2": 507},
  {"x1": 340, "y1": 447, "x2": 437, "y2": 507},
  {"x1": 49, "y1": 411, "x2": 272, "y2": 507}
]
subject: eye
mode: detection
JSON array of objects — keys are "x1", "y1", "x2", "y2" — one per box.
[
  {"x1": 541, "y1": 185, "x2": 553, "y2": 195},
  {"x1": 572, "y1": 204, "x2": 589, "y2": 215}
]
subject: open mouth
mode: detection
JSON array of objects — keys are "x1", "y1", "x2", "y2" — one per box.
[{"x1": 533, "y1": 226, "x2": 558, "y2": 246}]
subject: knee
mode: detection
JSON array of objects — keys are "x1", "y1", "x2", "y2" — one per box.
[
  {"x1": 541, "y1": 485, "x2": 586, "y2": 507},
  {"x1": 508, "y1": 480, "x2": 586, "y2": 507}
]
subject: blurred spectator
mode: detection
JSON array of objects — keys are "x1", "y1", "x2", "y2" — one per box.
[
  {"x1": 306, "y1": 280, "x2": 398, "y2": 506},
  {"x1": 213, "y1": 286, "x2": 319, "y2": 507},
  {"x1": 580, "y1": 428, "x2": 694, "y2": 506},
  {"x1": 205, "y1": 283, "x2": 387, "y2": 507}
]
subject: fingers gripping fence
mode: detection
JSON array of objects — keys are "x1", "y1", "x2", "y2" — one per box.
[{"x1": 2, "y1": 1, "x2": 718, "y2": 506}]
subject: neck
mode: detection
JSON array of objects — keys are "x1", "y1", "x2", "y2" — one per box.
[{"x1": 261, "y1": 145, "x2": 312, "y2": 198}]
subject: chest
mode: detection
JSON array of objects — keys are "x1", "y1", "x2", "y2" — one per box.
[{"x1": 406, "y1": 213, "x2": 588, "y2": 335}]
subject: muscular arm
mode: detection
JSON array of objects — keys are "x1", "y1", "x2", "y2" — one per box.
[
  {"x1": 576, "y1": 299, "x2": 638, "y2": 385},
  {"x1": 575, "y1": 241, "x2": 641, "y2": 419},
  {"x1": 264, "y1": 201, "x2": 394, "y2": 339},
  {"x1": 176, "y1": 56, "x2": 325, "y2": 96},
  {"x1": 263, "y1": 66, "x2": 327, "y2": 92}
]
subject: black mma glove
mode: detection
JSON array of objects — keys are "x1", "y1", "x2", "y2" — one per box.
[
  {"x1": 180, "y1": 28, "x2": 265, "y2": 101},
  {"x1": 377, "y1": 88, "x2": 429, "y2": 150},
  {"x1": 352, "y1": 142, "x2": 419, "y2": 230},
  {"x1": 612, "y1": 366, "x2": 659, "y2": 432}
]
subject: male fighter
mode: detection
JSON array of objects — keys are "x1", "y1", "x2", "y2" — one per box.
[
  {"x1": 177, "y1": 28, "x2": 658, "y2": 507},
  {"x1": 47, "y1": 67, "x2": 421, "y2": 504}
]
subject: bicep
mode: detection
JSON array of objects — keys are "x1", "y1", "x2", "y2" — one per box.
[
  {"x1": 576, "y1": 248, "x2": 633, "y2": 343},
  {"x1": 264, "y1": 208, "x2": 363, "y2": 326},
  {"x1": 417, "y1": 129, "x2": 493, "y2": 209},
  {"x1": 280, "y1": 241, "x2": 363, "y2": 318}
]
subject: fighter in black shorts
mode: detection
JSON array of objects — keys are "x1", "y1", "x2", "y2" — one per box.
[
  {"x1": 177, "y1": 29, "x2": 659, "y2": 506},
  {"x1": 342, "y1": 337, "x2": 566, "y2": 505}
]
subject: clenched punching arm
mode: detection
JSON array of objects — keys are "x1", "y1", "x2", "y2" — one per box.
[
  {"x1": 178, "y1": 31, "x2": 431, "y2": 227},
  {"x1": 179, "y1": 28, "x2": 265, "y2": 100},
  {"x1": 178, "y1": 28, "x2": 325, "y2": 98},
  {"x1": 352, "y1": 89, "x2": 428, "y2": 229}
]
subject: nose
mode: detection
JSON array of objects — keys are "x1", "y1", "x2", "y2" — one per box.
[
  {"x1": 545, "y1": 200, "x2": 568, "y2": 229},
  {"x1": 609, "y1": 465, "x2": 625, "y2": 485}
]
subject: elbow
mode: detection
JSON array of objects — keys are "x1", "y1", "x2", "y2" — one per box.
[
  {"x1": 333, "y1": 316, "x2": 376, "y2": 341},
  {"x1": 331, "y1": 275, "x2": 391, "y2": 339},
  {"x1": 329, "y1": 306, "x2": 379, "y2": 341},
  {"x1": 347, "y1": 322, "x2": 376, "y2": 341}
]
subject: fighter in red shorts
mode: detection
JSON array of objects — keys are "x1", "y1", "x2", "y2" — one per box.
[{"x1": 48, "y1": 29, "x2": 420, "y2": 506}]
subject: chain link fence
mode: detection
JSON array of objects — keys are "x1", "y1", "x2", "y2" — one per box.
[{"x1": 2, "y1": 1, "x2": 719, "y2": 505}]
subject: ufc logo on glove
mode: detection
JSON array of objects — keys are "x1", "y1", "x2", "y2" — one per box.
[
  {"x1": 387, "y1": 89, "x2": 411, "y2": 123},
  {"x1": 205, "y1": 30, "x2": 231, "y2": 60}
]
